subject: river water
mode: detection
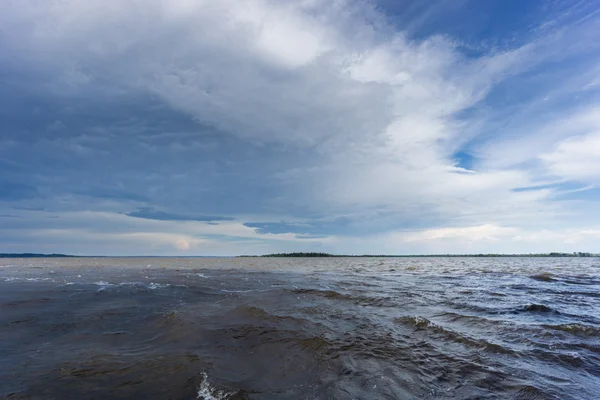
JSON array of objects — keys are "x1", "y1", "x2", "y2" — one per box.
[{"x1": 1, "y1": 257, "x2": 599, "y2": 399}]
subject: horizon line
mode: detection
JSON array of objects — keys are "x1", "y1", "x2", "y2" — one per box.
[{"x1": 1, "y1": 252, "x2": 599, "y2": 258}]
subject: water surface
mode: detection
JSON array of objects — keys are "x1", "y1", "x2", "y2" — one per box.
[{"x1": 1, "y1": 257, "x2": 599, "y2": 399}]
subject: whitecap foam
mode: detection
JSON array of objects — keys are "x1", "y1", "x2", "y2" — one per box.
[
  {"x1": 148, "y1": 282, "x2": 169, "y2": 289},
  {"x1": 197, "y1": 372, "x2": 234, "y2": 400},
  {"x1": 220, "y1": 289, "x2": 254, "y2": 293},
  {"x1": 1, "y1": 277, "x2": 54, "y2": 282},
  {"x1": 220, "y1": 288, "x2": 270, "y2": 293},
  {"x1": 119, "y1": 281, "x2": 146, "y2": 287},
  {"x1": 94, "y1": 281, "x2": 114, "y2": 291}
]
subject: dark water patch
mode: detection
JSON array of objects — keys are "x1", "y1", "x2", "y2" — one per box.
[
  {"x1": 578, "y1": 343, "x2": 600, "y2": 355},
  {"x1": 336, "y1": 279, "x2": 380, "y2": 288},
  {"x1": 288, "y1": 288, "x2": 396, "y2": 307},
  {"x1": 510, "y1": 283, "x2": 532, "y2": 290},
  {"x1": 2, "y1": 316, "x2": 36, "y2": 326},
  {"x1": 531, "y1": 273, "x2": 556, "y2": 282},
  {"x1": 19, "y1": 353, "x2": 211, "y2": 400},
  {"x1": 513, "y1": 385, "x2": 558, "y2": 400},
  {"x1": 223, "y1": 305, "x2": 312, "y2": 329},
  {"x1": 289, "y1": 288, "x2": 352, "y2": 300},
  {"x1": 102, "y1": 330, "x2": 128, "y2": 336},
  {"x1": 1, "y1": 297, "x2": 54, "y2": 308},
  {"x1": 522, "y1": 304, "x2": 556, "y2": 313}
]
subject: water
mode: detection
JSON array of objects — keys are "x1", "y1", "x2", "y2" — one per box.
[{"x1": 1, "y1": 257, "x2": 599, "y2": 399}]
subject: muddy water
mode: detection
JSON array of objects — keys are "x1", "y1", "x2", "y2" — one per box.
[{"x1": 1, "y1": 257, "x2": 599, "y2": 399}]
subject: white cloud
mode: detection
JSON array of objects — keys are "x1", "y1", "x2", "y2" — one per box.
[
  {"x1": 396, "y1": 224, "x2": 519, "y2": 242},
  {"x1": 541, "y1": 129, "x2": 600, "y2": 183},
  {"x1": 478, "y1": 106, "x2": 600, "y2": 171},
  {"x1": 326, "y1": 225, "x2": 600, "y2": 255}
]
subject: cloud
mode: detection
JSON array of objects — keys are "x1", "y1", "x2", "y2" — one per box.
[
  {"x1": 325, "y1": 225, "x2": 600, "y2": 255},
  {"x1": 1, "y1": 0, "x2": 600, "y2": 254},
  {"x1": 540, "y1": 120, "x2": 600, "y2": 184},
  {"x1": 398, "y1": 224, "x2": 519, "y2": 243},
  {"x1": 0, "y1": 208, "x2": 336, "y2": 255},
  {"x1": 126, "y1": 208, "x2": 234, "y2": 222},
  {"x1": 244, "y1": 222, "x2": 320, "y2": 235}
]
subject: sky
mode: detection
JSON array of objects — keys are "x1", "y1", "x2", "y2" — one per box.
[{"x1": 1, "y1": 0, "x2": 600, "y2": 256}]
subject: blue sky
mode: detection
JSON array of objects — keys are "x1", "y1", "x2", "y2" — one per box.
[{"x1": 1, "y1": 0, "x2": 600, "y2": 255}]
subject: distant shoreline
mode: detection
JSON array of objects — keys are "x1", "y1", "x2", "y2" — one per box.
[
  {"x1": 247, "y1": 252, "x2": 599, "y2": 258},
  {"x1": 0, "y1": 253, "x2": 77, "y2": 258},
  {"x1": 2, "y1": 252, "x2": 598, "y2": 258}
]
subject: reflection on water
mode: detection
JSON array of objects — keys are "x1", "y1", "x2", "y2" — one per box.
[{"x1": 1, "y1": 257, "x2": 599, "y2": 399}]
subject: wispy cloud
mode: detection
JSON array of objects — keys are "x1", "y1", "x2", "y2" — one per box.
[{"x1": 126, "y1": 208, "x2": 234, "y2": 222}]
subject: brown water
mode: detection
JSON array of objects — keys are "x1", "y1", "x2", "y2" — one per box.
[{"x1": 1, "y1": 257, "x2": 599, "y2": 399}]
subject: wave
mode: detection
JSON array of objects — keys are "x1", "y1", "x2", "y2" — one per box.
[
  {"x1": 530, "y1": 273, "x2": 600, "y2": 286},
  {"x1": 226, "y1": 306, "x2": 310, "y2": 328},
  {"x1": 434, "y1": 311, "x2": 497, "y2": 327},
  {"x1": 288, "y1": 288, "x2": 396, "y2": 307},
  {"x1": 541, "y1": 289, "x2": 600, "y2": 298},
  {"x1": 514, "y1": 385, "x2": 557, "y2": 400},
  {"x1": 394, "y1": 316, "x2": 514, "y2": 354},
  {"x1": 563, "y1": 276, "x2": 600, "y2": 285},
  {"x1": 289, "y1": 288, "x2": 352, "y2": 300},
  {"x1": 541, "y1": 323, "x2": 600, "y2": 337}
]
